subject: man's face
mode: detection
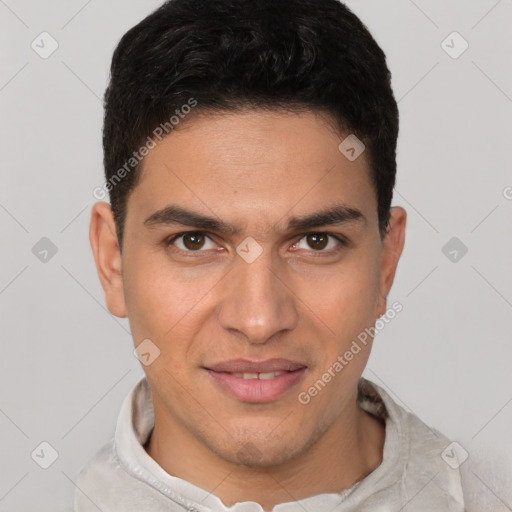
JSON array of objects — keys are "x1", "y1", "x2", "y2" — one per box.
[{"x1": 92, "y1": 109, "x2": 405, "y2": 466}]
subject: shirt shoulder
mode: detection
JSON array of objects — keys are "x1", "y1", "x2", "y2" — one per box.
[
  {"x1": 73, "y1": 438, "x2": 180, "y2": 511},
  {"x1": 348, "y1": 378, "x2": 466, "y2": 511}
]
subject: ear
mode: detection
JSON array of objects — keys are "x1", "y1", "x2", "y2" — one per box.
[
  {"x1": 376, "y1": 206, "x2": 406, "y2": 318},
  {"x1": 89, "y1": 202, "x2": 127, "y2": 318}
]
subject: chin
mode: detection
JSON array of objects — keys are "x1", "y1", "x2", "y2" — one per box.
[{"x1": 211, "y1": 433, "x2": 307, "y2": 468}]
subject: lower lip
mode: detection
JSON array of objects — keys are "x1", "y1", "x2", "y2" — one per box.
[{"x1": 205, "y1": 368, "x2": 307, "y2": 403}]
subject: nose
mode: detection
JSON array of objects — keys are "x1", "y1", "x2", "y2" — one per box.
[{"x1": 217, "y1": 251, "x2": 299, "y2": 345}]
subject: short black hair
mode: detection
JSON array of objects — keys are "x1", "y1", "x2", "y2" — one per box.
[{"x1": 103, "y1": 0, "x2": 399, "y2": 251}]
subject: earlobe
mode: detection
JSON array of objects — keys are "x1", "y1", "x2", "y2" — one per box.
[
  {"x1": 89, "y1": 202, "x2": 127, "y2": 318},
  {"x1": 376, "y1": 206, "x2": 407, "y2": 318}
]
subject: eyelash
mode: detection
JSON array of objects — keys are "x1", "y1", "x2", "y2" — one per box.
[{"x1": 164, "y1": 231, "x2": 349, "y2": 257}]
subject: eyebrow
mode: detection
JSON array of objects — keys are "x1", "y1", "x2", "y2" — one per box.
[{"x1": 143, "y1": 204, "x2": 367, "y2": 234}]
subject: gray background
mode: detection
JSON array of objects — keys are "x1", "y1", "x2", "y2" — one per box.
[{"x1": 1, "y1": 0, "x2": 511, "y2": 510}]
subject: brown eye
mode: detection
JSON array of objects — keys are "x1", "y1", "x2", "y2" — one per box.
[
  {"x1": 167, "y1": 232, "x2": 216, "y2": 252},
  {"x1": 306, "y1": 233, "x2": 329, "y2": 250},
  {"x1": 293, "y1": 232, "x2": 346, "y2": 253},
  {"x1": 182, "y1": 233, "x2": 206, "y2": 250}
]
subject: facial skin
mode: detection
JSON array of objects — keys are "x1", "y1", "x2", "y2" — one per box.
[{"x1": 90, "y1": 109, "x2": 406, "y2": 511}]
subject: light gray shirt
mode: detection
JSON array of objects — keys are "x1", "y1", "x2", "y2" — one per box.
[{"x1": 74, "y1": 377, "x2": 467, "y2": 511}]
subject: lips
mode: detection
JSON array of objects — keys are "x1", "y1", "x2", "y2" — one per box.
[{"x1": 203, "y1": 358, "x2": 308, "y2": 402}]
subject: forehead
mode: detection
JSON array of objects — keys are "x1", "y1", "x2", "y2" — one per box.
[{"x1": 126, "y1": 109, "x2": 377, "y2": 232}]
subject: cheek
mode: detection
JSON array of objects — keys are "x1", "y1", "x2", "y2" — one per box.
[
  {"x1": 297, "y1": 253, "x2": 381, "y2": 331},
  {"x1": 300, "y1": 267, "x2": 379, "y2": 410},
  {"x1": 124, "y1": 251, "x2": 222, "y2": 361},
  {"x1": 122, "y1": 251, "x2": 213, "y2": 344}
]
